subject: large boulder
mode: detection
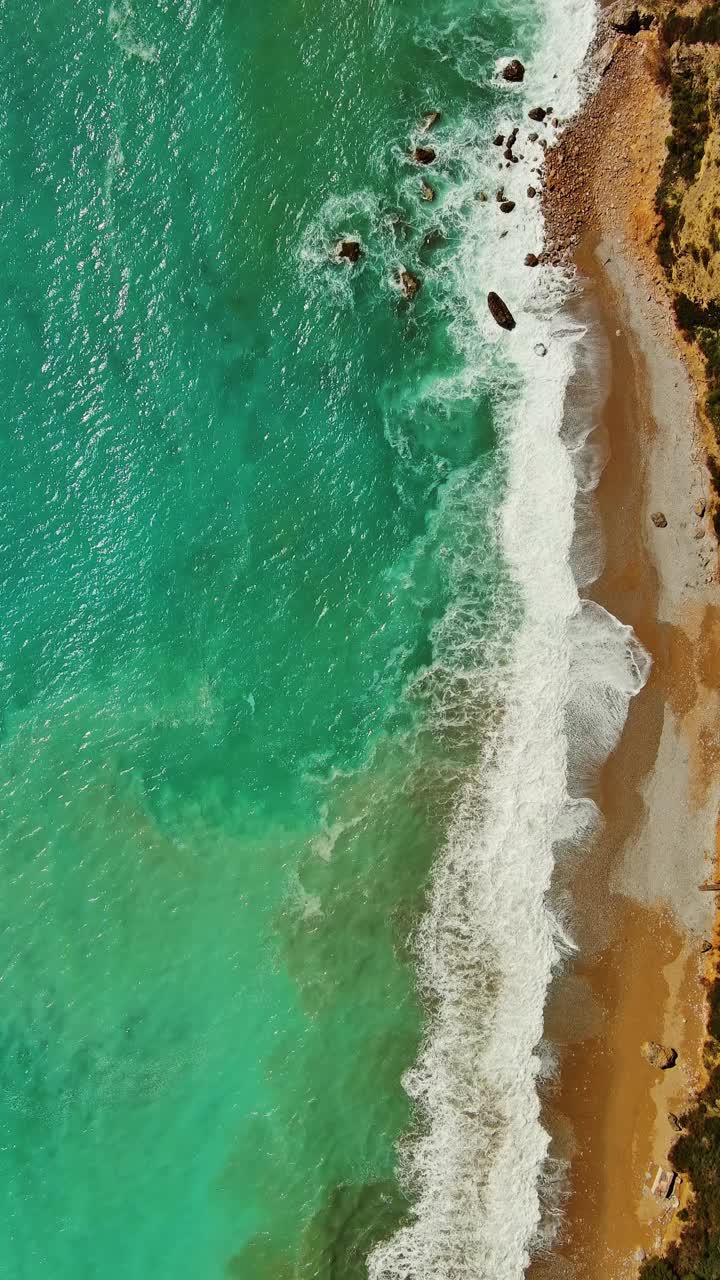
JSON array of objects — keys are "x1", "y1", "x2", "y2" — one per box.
[
  {"x1": 528, "y1": 106, "x2": 546, "y2": 122},
  {"x1": 499, "y1": 200, "x2": 516, "y2": 213},
  {"x1": 335, "y1": 240, "x2": 361, "y2": 264},
  {"x1": 641, "y1": 1041, "x2": 677, "y2": 1070},
  {"x1": 502, "y1": 58, "x2": 525, "y2": 82},
  {"x1": 608, "y1": 1, "x2": 654, "y2": 33},
  {"x1": 488, "y1": 292, "x2": 516, "y2": 331}
]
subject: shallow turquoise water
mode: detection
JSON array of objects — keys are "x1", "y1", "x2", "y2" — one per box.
[{"x1": 0, "y1": 0, "x2": 541, "y2": 1275}]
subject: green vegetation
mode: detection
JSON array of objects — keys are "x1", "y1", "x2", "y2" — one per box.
[
  {"x1": 639, "y1": 979, "x2": 720, "y2": 1280},
  {"x1": 662, "y1": 6, "x2": 720, "y2": 47},
  {"x1": 656, "y1": 59, "x2": 710, "y2": 269}
]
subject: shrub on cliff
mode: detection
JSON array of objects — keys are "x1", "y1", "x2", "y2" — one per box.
[{"x1": 638, "y1": 1258, "x2": 678, "y2": 1280}]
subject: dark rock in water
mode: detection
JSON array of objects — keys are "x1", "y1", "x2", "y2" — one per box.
[
  {"x1": 383, "y1": 209, "x2": 413, "y2": 241},
  {"x1": 503, "y1": 148, "x2": 514, "y2": 161},
  {"x1": 420, "y1": 110, "x2": 441, "y2": 132},
  {"x1": 528, "y1": 132, "x2": 539, "y2": 142},
  {"x1": 499, "y1": 200, "x2": 515, "y2": 213},
  {"x1": 609, "y1": 0, "x2": 654, "y2": 33},
  {"x1": 651, "y1": 511, "x2": 668, "y2": 528},
  {"x1": 336, "y1": 239, "x2": 361, "y2": 263},
  {"x1": 422, "y1": 228, "x2": 446, "y2": 254},
  {"x1": 476, "y1": 191, "x2": 488, "y2": 202},
  {"x1": 502, "y1": 58, "x2": 525, "y2": 82},
  {"x1": 420, "y1": 180, "x2": 436, "y2": 202},
  {"x1": 527, "y1": 186, "x2": 537, "y2": 198},
  {"x1": 412, "y1": 146, "x2": 436, "y2": 165},
  {"x1": 488, "y1": 291, "x2": 516, "y2": 330},
  {"x1": 525, "y1": 253, "x2": 539, "y2": 266},
  {"x1": 493, "y1": 134, "x2": 505, "y2": 146},
  {"x1": 551, "y1": 116, "x2": 559, "y2": 128},
  {"x1": 397, "y1": 268, "x2": 422, "y2": 300},
  {"x1": 507, "y1": 127, "x2": 519, "y2": 147},
  {"x1": 496, "y1": 188, "x2": 505, "y2": 202},
  {"x1": 528, "y1": 106, "x2": 547, "y2": 121}
]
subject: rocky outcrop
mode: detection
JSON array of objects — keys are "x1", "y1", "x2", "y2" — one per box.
[
  {"x1": 397, "y1": 269, "x2": 422, "y2": 300},
  {"x1": 336, "y1": 240, "x2": 361, "y2": 263},
  {"x1": 641, "y1": 1040, "x2": 677, "y2": 1069},
  {"x1": 412, "y1": 146, "x2": 436, "y2": 165},
  {"x1": 488, "y1": 291, "x2": 516, "y2": 330},
  {"x1": 502, "y1": 59, "x2": 525, "y2": 82}
]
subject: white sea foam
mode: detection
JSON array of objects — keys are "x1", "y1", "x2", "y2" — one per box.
[{"x1": 367, "y1": 0, "x2": 652, "y2": 1277}]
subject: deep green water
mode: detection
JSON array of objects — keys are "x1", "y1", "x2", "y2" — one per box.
[{"x1": 0, "y1": 0, "x2": 542, "y2": 1275}]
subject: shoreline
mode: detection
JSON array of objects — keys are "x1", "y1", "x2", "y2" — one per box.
[{"x1": 534, "y1": 16, "x2": 720, "y2": 1279}]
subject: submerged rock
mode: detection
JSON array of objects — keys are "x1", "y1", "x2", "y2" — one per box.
[
  {"x1": 651, "y1": 511, "x2": 668, "y2": 528},
  {"x1": 420, "y1": 180, "x2": 436, "y2": 202},
  {"x1": 412, "y1": 146, "x2": 436, "y2": 165},
  {"x1": 534, "y1": 342, "x2": 547, "y2": 356},
  {"x1": 502, "y1": 58, "x2": 525, "y2": 82},
  {"x1": 335, "y1": 239, "x2": 361, "y2": 263},
  {"x1": 420, "y1": 110, "x2": 441, "y2": 132},
  {"x1": 488, "y1": 291, "x2": 516, "y2": 330},
  {"x1": 641, "y1": 1040, "x2": 677, "y2": 1070},
  {"x1": 397, "y1": 268, "x2": 422, "y2": 300},
  {"x1": 528, "y1": 132, "x2": 539, "y2": 142}
]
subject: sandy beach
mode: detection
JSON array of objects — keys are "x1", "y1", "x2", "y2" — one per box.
[{"x1": 533, "y1": 25, "x2": 720, "y2": 1280}]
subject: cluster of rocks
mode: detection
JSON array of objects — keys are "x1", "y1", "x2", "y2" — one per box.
[{"x1": 332, "y1": 56, "x2": 555, "y2": 328}]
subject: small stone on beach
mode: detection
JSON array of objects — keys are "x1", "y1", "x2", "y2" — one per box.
[
  {"x1": 651, "y1": 511, "x2": 668, "y2": 528},
  {"x1": 694, "y1": 500, "x2": 706, "y2": 517},
  {"x1": 534, "y1": 342, "x2": 547, "y2": 356}
]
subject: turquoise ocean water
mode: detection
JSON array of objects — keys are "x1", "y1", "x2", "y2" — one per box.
[{"x1": 0, "y1": 0, "x2": 597, "y2": 1276}]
